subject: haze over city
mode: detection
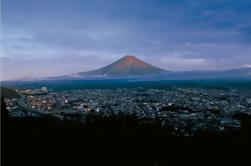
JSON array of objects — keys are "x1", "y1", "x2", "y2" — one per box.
[{"x1": 1, "y1": 0, "x2": 251, "y2": 80}]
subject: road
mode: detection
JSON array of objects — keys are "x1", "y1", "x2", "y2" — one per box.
[
  {"x1": 17, "y1": 95, "x2": 52, "y2": 115},
  {"x1": 17, "y1": 94, "x2": 88, "y2": 121}
]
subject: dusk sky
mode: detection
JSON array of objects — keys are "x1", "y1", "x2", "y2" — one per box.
[{"x1": 1, "y1": 0, "x2": 251, "y2": 80}]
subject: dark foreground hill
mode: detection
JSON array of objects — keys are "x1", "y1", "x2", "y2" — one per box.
[
  {"x1": 0, "y1": 87, "x2": 20, "y2": 99},
  {"x1": 1, "y1": 98, "x2": 251, "y2": 166}
]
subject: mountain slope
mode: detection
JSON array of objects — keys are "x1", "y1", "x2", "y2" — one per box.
[
  {"x1": 76, "y1": 55, "x2": 166, "y2": 77},
  {"x1": 136, "y1": 67, "x2": 251, "y2": 81}
]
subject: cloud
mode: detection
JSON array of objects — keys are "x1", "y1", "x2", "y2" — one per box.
[
  {"x1": 0, "y1": 54, "x2": 119, "y2": 80},
  {"x1": 1, "y1": 0, "x2": 251, "y2": 80},
  {"x1": 243, "y1": 64, "x2": 251, "y2": 68}
]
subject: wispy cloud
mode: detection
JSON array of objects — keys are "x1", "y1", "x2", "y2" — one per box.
[{"x1": 1, "y1": 0, "x2": 251, "y2": 80}]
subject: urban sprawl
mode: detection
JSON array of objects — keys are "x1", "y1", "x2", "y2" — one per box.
[{"x1": 5, "y1": 87, "x2": 251, "y2": 136}]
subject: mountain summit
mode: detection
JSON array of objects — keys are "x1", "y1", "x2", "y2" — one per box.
[{"x1": 76, "y1": 55, "x2": 166, "y2": 77}]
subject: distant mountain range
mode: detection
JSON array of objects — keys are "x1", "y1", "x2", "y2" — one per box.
[
  {"x1": 3, "y1": 55, "x2": 251, "y2": 81},
  {"x1": 136, "y1": 67, "x2": 251, "y2": 81}
]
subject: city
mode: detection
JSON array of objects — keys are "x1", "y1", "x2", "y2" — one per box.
[
  {"x1": 3, "y1": 0, "x2": 251, "y2": 164},
  {"x1": 5, "y1": 86, "x2": 251, "y2": 136}
]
